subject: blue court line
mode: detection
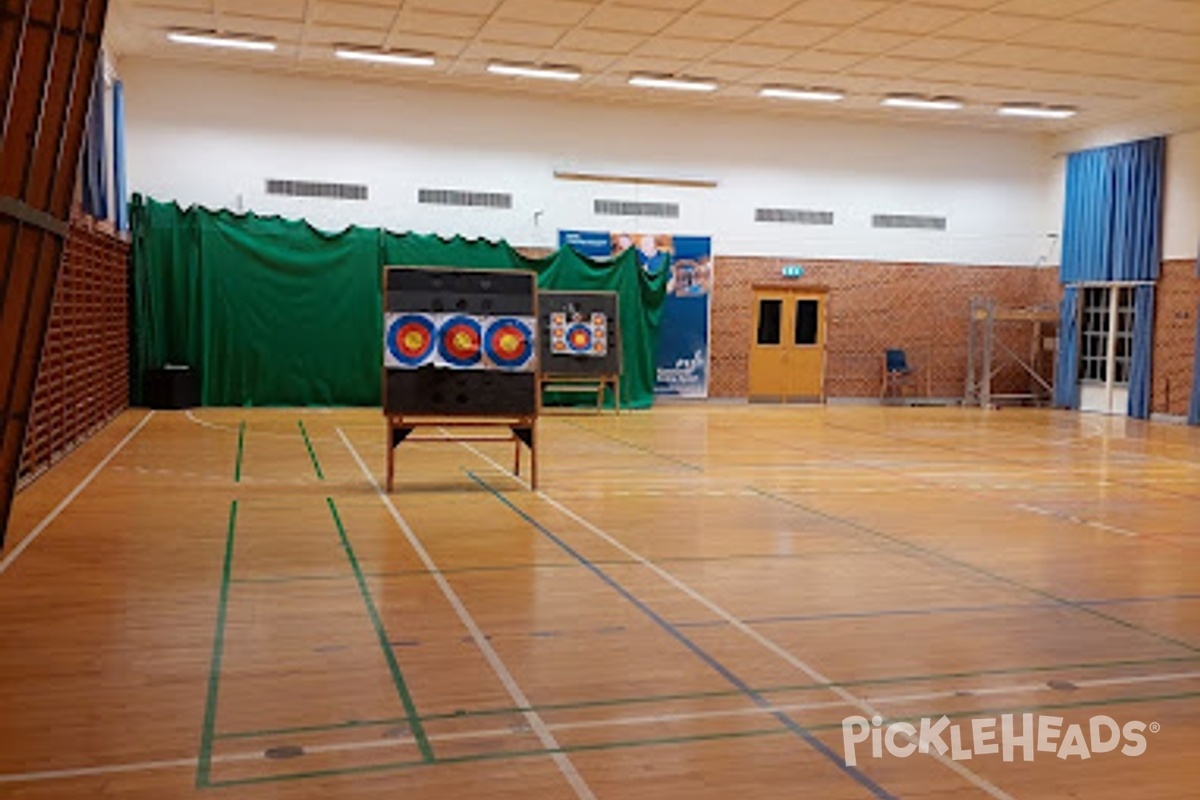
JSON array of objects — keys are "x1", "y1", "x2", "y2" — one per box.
[
  {"x1": 467, "y1": 470, "x2": 898, "y2": 800},
  {"x1": 670, "y1": 593, "x2": 1200, "y2": 630}
]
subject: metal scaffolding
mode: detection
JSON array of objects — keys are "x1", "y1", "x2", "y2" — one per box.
[{"x1": 965, "y1": 298, "x2": 1059, "y2": 407}]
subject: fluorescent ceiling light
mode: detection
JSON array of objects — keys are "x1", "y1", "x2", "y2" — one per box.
[
  {"x1": 997, "y1": 104, "x2": 1077, "y2": 119},
  {"x1": 759, "y1": 86, "x2": 844, "y2": 102},
  {"x1": 629, "y1": 75, "x2": 716, "y2": 93},
  {"x1": 335, "y1": 48, "x2": 435, "y2": 67},
  {"x1": 487, "y1": 62, "x2": 581, "y2": 81},
  {"x1": 167, "y1": 31, "x2": 276, "y2": 52},
  {"x1": 881, "y1": 95, "x2": 963, "y2": 111}
]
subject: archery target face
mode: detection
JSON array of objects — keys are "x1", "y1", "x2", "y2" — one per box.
[
  {"x1": 384, "y1": 313, "x2": 436, "y2": 368},
  {"x1": 437, "y1": 315, "x2": 483, "y2": 368},
  {"x1": 484, "y1": 317, "x2": 536, "y2": 371}
]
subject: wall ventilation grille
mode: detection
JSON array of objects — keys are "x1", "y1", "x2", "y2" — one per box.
[
  {"x1": 755, "y1": 208, "x2": 834, "y2": 225},
  {"x1": 594, "y1": 199, "x2": 680, "y2": 218},
  {"x1": 872, "y1": 213, "x2": 947, "y2": 231},
  {"x1": 265, "y1": 179, "x2": 368, "y2": 201},
  {"x1": 418, "y1": 188, "x2": 513, "y2": 209}
]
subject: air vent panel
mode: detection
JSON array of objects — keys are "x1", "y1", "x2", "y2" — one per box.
[
  {"x1": 418, "y1": 189, "x2": 513, "y2": 209},
  {"x1": 265, "y1": 179, "x2": 368, "y2": 201},
  {"x1": 872, "y1": 213, "x2": 947, "y2": 231},
  {"x1": 594, "y1": 199, "x2": 679, "y2": 218},
  {"x1": 755, "y1": 208, "x2": 834, "y2": 225}
]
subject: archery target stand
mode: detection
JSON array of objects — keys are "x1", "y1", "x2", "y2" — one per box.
[
  {"x1": 538, "y1": 291, "x2": 622, "y2": 415},
  {"x1": 382, "y1": 266, "x2": 540, "y2": 491}
]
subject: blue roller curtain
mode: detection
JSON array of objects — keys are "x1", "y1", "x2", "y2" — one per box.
[
  {"x1": 80, "y1": 61, "x2": 108, "y2": 220},
  {"x1": 1191, "y1": 292, "x2": 1200, "y2": 426},
  {"x1": 1056, "y1": 137, "x2": 1164, "y2": 414},
  {"x1": 113, "y1": 79, "x2": 128, "y2": 232},
  {"x1": 1053, "y1": 287, "x2": 1080, "y2": 409},
  {"x1": 1128, "y1": 285, "x2": 1154, "y2": 419}
]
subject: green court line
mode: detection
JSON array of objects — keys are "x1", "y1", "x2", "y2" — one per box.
[
  {"x1": 234, "y1": 421, "x2": 245, "y2": 483},
  {"x1": 227, "y1": 553, "x2": 827, "y2": 586},
  {"x1": 326, "y1": 497, "x2": 433, "y2": 762},
  {"x1": 752, "y1": 486, "x2": 1200, "y2": 655},
  {"x1": 207, "y1": 688, "x2": 1200, "y2": 789},
  {"x1": 299, "y1": 420, "x2": 324, "y2": 481},
  {"x1": 208, "y1": 726, "x2": 787, "y2": 788},
  {"x1": 196, "y1": 500, "x2": 239, "y2": 788},
  {"x1": 215, "y1": 652, "x2": 1200, "y2": 742}
]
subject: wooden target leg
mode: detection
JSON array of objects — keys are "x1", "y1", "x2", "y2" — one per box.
[
  {"x1": 513, "y1": 437, "x2": 521, "y2": 476},
  {"x1": 530, "y1": 435, "x2": 538, "y2": 490},
  {"x1": 614, "y1": 376, "x2": 621, "y2": 414},
  {"x1": 386, "y1": 426, "x2": 395, "y2": 493}
]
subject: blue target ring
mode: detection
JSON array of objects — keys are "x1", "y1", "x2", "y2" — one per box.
[
  {"x1": 386, "y1": 314, "x2": 436, "y2": 367},
  {"x1": 437, "y1": 315, "x2": 483, "y2": 367},
  {"x1": 484, "y1": 317, "x2": 534, "y2": 370}
]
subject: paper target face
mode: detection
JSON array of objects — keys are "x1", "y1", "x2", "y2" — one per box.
[
  {"x1": 384, "y1": 313, "x2": 436, "y2": 368},
  {"x1": 484, "y1": 317, "x2": 536, "y2": 371},
  {"x1": 566, "y1": 323, "x2": 593, "y2": 354},
  {"x1": 437, "y1": 315, "x2": 483, "y2": 368}
]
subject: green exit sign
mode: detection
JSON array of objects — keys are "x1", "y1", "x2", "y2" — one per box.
[{"x1": 782, "y1": 265, "x2": 805, "y2": 278}]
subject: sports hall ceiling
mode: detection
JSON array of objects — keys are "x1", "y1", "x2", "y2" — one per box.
[{"x1": 105, "y1": 0, "x2": 1200, "y2": 134}]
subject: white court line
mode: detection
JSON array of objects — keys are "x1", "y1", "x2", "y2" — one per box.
[
  {"x1": 1, "y1": 411, "x2": 154, "y2": 577},
  {"x1": 456, "y1": 440, "x2": 1018, "y2": 800},
  {"x1": 7, "y1": 663, "x2": 1198, "y2": 786},
  {"x1": 336, "y1": 427, "x2": 597, "y2": 800}
]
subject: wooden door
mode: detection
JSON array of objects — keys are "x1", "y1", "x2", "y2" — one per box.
[{"x1": 749, "y1": 288, "x2": 827, "y2": 402}]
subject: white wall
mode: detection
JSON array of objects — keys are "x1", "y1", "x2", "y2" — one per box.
[
  {"x1": 123, "y1": 57, "x2": 1055, "y2": 266},
  {"x1": 1163, "y1": 131, "x2": 1200, "y2": 261}
]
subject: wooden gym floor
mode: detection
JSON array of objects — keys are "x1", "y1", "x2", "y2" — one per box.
[{"x1": 1, "y1": 405, "x2": 1199, "y2": 799}]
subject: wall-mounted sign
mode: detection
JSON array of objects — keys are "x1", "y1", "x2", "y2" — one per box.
[{"x1": 782, "y1": 264, "x2": 805, "y2": 279}]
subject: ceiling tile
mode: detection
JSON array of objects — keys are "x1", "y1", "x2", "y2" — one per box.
[
  {"x1": 781, "y1": 49, "x2": 869, "y2": 72},
  {"x1": 557, "y1": 27, "x2": 644, "y2": 54},
  {"x1": 395, "y1": 10, "x2": 487, "y2": 38},
  {"x1": 861, "y1": 4, "x2": 972, "y2": 34},
  {"x1": 710, "y1": 43, "x2": 794, "y2": 67},
  {"x1": 742, "y1": 21, "x2": 841, "y2": 48},
  {"x1": 496, "y1": 0, "x2": 594, "y2": 26},
  {"x1": 783, "y1": 0, "x2": 890, "y2": 26},
  {"x1": 936, "y1": 13, "x2": 1044, "y2": 41},
  {"x1": 816, "y1": 29, "x2": 914, "y2": 54},
  {"x1": 663, "y1": 13, "x2": 764, "y2": 40},
  {"x1": 313, "y1": 1, "x2": 397, "y2": 29},
  {"x1": 890, "y1": 37, "x2": 984, "y2": 59},
  {"x1": 479, "y1": 19, "x2": 567, "y2": 47},
  {"x1": 582, "y1": 5, "x2": 678, "y2": 33}
]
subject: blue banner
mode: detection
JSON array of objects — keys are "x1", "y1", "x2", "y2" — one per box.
[{"x1": 559, "y1": 230, "x2": 711, "y2": 397}]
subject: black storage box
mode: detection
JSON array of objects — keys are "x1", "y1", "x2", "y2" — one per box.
[{"x1": 144, "y1": 365, "x2": 199, "y2": 409}]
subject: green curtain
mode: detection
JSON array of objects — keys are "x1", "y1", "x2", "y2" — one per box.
[{"x1": 132, "y1": 196, "x2": 667, "y2": 408}]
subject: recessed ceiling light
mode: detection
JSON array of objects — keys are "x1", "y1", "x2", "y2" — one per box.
[
  {"x1": 167, "y1": 31, "x2": 277, "y2": 52},
  {"x1": 487, "y1": 62, "x2": 581, "y2": 81},
  {"x1": 997, "y1": 104, "x2": 1077, "y2": 119},
  {"x1": 881, "y1": 95, "x2": 963, "y2": 111},
  {"x1": 628, "y1": 74, "x2": 717, "y2": 93},
  {"x1": 335, "y1": 48, "x2": 435, "y2": 67},
  {"x1": 759, "y1": 86, "x2": 844, "y2": 102}
]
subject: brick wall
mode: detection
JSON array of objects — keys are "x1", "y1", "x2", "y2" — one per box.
[
  {"x1": 1151, "y1": 259, "x2": 1200, "y2": 417},
  {"x1": 19, "y1": 215, "x2": 130, "y2": 487},
  {"x1": 711, "y1": 257, "x2": 1060, "y2": 400}
]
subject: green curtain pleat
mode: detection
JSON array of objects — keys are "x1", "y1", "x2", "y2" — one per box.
[{"x1": 131, "y1": 196, "x2": 667, "y2": 408}]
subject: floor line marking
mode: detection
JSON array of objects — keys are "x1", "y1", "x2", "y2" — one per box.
[
  {"x1": 336, "y1": 427, "x2": 597, "y2": 800},
  {"x1": 8, "y1": 680, "x2": 1200, "y2": 786},
  {"x1": 460, "y1": 441, "x2": 1016, "y2": 800},
  {"x1": 1, "y1": 410, "x2": 154, "y2": 575},
  {"x1": 325, "y1": 498, "x2": 433, "y2": 762},
  {"x1": 196, "y1": 500, "x2": 239, "y2": 787}
]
